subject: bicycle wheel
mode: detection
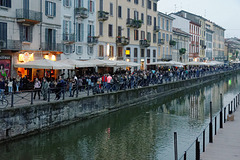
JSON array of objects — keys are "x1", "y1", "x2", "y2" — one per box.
[{"x1": 0, "y1": 99, "x2": 8, "y2": 109}]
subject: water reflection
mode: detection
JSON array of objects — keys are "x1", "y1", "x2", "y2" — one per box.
[{"x1": 0, "y1": 74, "x2": 240, "y2": 160}]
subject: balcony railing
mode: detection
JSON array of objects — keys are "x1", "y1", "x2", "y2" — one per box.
[
  {"x1": 87, "y1": 36, "x2": 98, "y2": 45},
  {"x1": 158, "y1": 39, "x2": 165, "y2": 45},
  {"x1": 116, "y1": 36, "x2": 129, "y2": 46},
  {"x1": 63, "y1": 33, "x2": 75, "y2": 44},
  {"x1": 75, "y1": 7, "x2": 89, "y2": 19},
  {"x1": 5, "y1": 40, "x2": 22, "y2": 50},
  {"x1": 126, "y1": 18, "x2": 142, "y2": 28},
  {"x1": 98, "y1": 11, "x2": 109, "y2": 21},
  {"x1": 153, "y1": 26, "x2": 160, "y2": 32},
  {"x1": 139, "y1": 40, "x2": 150, "y2": 48},
  {"x1": 164, "y1": 55, "x2": 172, "y2": 60},
  {"x1": 16, "y1": 9, "x2": 42, "y2": 24}
]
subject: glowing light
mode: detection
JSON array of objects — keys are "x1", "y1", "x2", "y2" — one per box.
[
  {"x1": 19, "y1": 52, "x2": 34, "y2": 62},
  {"x1": 141, "y1": 59, "x2": 144, "y2": 62},
  {"x1": 126, "y1": 59, "x2": 130, "y2": 62},
  {"x1": 229, "y1": 80, "x2": 232, "y2": 85},
  {"x1": 51, "y1": 55, "x2": 56, "y2": 61},
  {"x1": 125, "y1": 50, "x2": 130, "y2": 55},
  {"x1": 106, "y1": 43, "x2": 110, "y2": 56},
  {"x1": 44, "y1": 55, "x2": 49, "y2": 60}
]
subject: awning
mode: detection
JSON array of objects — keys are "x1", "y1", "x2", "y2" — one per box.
[
  {"x1": 14, "y1": 59, "x2": 74, "y2": 69},
  {"x1": 147, "y1": 61, "x2": 173, "y2": 66},
  {"x1": 57, "y1": 59, "x2": 96, "y2": 68}
]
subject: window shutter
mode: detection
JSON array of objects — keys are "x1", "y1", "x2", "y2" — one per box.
[
  {"x1": 7, "y1": 0, "x2": 11, "y2": 8},
  {"x1": 70, "y1": 0, "x2": 72, "y2": 7},
  {"x1": 63, "y1": 20, "x2": 66, "y2": 40},
  {"x1": 45, "y1": 1, "x2": 48, "y2": 15},
  {"x1": 45, "y1": 28, "x2": 48, "y2": 44},
  {"x1": 87, "y1": 24, "x2": 90, "y2": 37},
  {"x1": 69, "y1": 21, "x2": 72, "y2": 34},
  {"x1": 80, "y1": 23, "x2": 84, "y2": 42},
  {"x1": 92, "y1": 25, "x2": 94, "y2": 37},
  {"x1": 30, "y1": 26, "x2": 33, "y2": 42},
  {"x1": 53, "y1": 30, "x2": 56, "y2": 50},
  {"x1": 92, "y1": 1, "x2": 94, "y2": 12},
  {"x1": 63, "y1": 0, "x2": 65, "y2": 6},
  {"x1": 53, "y1": 3, "x2": 56, "y2": 16},
  {"x1": 81, "y1": 0, "x2": 84, "y2": 7},
  {"x1": 76, "y1": 23, "x2": 79, "y2": 41},
  {"x1": 19, "y1": 25, "x2": 23, "y2": 42},
  {"x1": 88, "y1": 0, "x2": 90, "y2": 11}
]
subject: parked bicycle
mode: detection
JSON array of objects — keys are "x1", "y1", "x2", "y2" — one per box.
[{"x1": 0, "y1": 93, "x2": 8, "y2": 109}]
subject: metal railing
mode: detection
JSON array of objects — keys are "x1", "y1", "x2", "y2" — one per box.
[
  {"x1": 177, "y1": 93, "x2": 240, "y2": 160},
  {"x1": 16, "y1": 9, "x2": 42, "y2": 22}
]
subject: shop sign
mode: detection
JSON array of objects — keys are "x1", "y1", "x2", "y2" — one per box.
[
  {"x1": 19, "y1": 52, "x2": 34, "y2": 62},
  {"x1": 0, "y1": 55, "x2": 11, "y2": 60}
]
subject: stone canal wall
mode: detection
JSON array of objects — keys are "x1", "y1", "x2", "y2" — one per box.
[{"x1": 0, "y1": 70, "x2": 239, "y2": 142}]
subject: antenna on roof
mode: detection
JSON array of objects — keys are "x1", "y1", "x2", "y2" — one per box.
[{"x1": 174, "y1": 4, "x2": 177, "y2": 12}]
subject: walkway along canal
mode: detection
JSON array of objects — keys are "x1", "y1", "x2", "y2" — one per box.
[{"x1": 0, "y1": 70, "x2": 240, "y2": 159}]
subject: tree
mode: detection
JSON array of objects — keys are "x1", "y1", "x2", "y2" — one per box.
[{"x1": 179, "y1": 48, "x2": 186, "y2": 55}]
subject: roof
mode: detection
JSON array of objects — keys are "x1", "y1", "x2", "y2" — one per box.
[
  {"x1": 172, "y1": 27, "x2": 191, "y2": 37},
  {"x1": 158, "y1": 12, "x2": 175, "y2": 20}
]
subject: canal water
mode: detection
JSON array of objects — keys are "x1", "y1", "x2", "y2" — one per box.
[{"x1": 0, "y1": 74, "x2": 239, "y2": 160}]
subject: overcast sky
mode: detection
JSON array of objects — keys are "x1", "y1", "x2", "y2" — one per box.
[{"x1": 157, "y1": 0, "x2": 240, "y2": 38}]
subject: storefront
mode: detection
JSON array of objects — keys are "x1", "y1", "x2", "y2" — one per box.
[{"x1": 0, "y1": 55, "x2": 11, "y2": 79}]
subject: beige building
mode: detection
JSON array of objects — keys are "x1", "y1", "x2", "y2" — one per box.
[
  {"x1": 96, "y1": 0, "x2": 160, "y2": 70},
  {"x1": 157, "y1": 12, "x2": 174, "y2": 61},
  {"x1": 213, "y1": 24, "x2": 225, "y2": 61},
  {"x1": 172, "y1": 27, "x2": 190, "y2": 62}
]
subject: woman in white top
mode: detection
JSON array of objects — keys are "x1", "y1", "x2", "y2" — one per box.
[
  {"x1": 8, "y1": 78, "x2": 13, "y2": 93},
  {"x1": 34, "y1": 78, "x2": 41, "y2": 99}
]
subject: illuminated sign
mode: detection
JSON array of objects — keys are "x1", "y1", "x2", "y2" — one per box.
[
  {"x1": 125, "y1": 50, "x2": 130, "y2": 55},
  {"x1": 19, "y1": 52, "x2": 34, "y2": 62}
]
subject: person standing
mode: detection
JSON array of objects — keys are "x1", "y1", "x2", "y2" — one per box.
[
  {"x1": 41, "y1": 77, "x2": 49, "y2": 101},
  {"x1": 33, "y1": 78, "x2": 41, "y2": 99},
  {"x1": 8, "y1": 78, "x2": 13, "y2": 93}
]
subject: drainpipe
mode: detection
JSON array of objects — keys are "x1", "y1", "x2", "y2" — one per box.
[
  {"x1": 73, "y1": 0, "x2": 76, "y2": 55},
  {"x1": 40, "y1": 0, "x2": 42, "y2": 52},
  {"x1": 145, "y1": 0, "x2": 148, "y2": 69},
  {"x1": 116, "y1": 0, "x2": 118, "y2": 60}
]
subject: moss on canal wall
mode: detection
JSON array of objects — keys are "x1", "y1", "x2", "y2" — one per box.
[{"x1": 0, "y1": 70, "x2": 239, "y2": 143}]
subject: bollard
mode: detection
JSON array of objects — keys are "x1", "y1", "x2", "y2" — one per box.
[
  {"x1": 203, "y1": 129, "x2": 205, "y2": 152},
  {"x1": 220, "y1": 94, "x2": 223, "y2": 128},
  {"x1": 224, "y1": 107, "x2": 226, "y2": 123},
  {"x1": 11, "y1": 92, "x2": 14, "y2": 107},
  {"x1": 209, "y1": 102, "x2": 213, "y2": 143},
  {"x1": 231, "y1": 101, "x2": 233, "y2": 114},
  {"x1": 31, "y1": 91, "x2": 33, "y2": 105},
  {"x1": 76, "y1": 85, "x2": 79, "y2": 98},
  {"x1": 62, "y1": 87, "x2": 65, "y2": 100},
  {"x1": 184, "y1": 151, "x2": 186, "y2": 160},
  {"x1": 174, "y1": 132, "x2": 178, "y2": 160},
  {"x1": 228, "y1": 104, "x2": 231, "y2": 114},
  {"x1": 234, "y1": 98, "x2": 236, "y2": 112},
  {"x1": 196, "y1": 139, "x2": 200, "y2": 160},
  {"x1": 215, "y1": 116, "x2": 217, "y2": 135},
  {"x1": 87, "y1": 85, "x2": 90, "y2": 96}
]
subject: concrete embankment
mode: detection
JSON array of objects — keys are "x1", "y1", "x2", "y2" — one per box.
[{"x1": 0, "y1": 70, "x2": 239, "y2": 143}]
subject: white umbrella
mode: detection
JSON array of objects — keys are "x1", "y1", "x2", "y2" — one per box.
[
  {"x1": 147, "y1": 61, "x2": 173, "y2": 66},
  {"x1": 115, "y1": 61, "x2": 141, "y2": 67},
  {"x1": 86, "y1": 59, "x2": 116, "y2": 67},
  {"x1": 14, "y1": 59, "x2": 74, "y2": 69},
  {"x1": 57, "y1": 59, "x2": 96, "y2": 68},
  {"x1": 169, "y1": 61, "x2": 186, "y2": 66},
  {"x1": 185, "y1": 61, "x2": 207, "y2": 66}
]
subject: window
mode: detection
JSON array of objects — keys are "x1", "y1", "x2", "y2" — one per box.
[
  {"x1": 134, "y1": 0, "x2": 138, "y2": 4},
  {"x1": 127, "y1": 8, "x2": 130, "y2": 18},
  {"x1": 63, "y1": 0, "x2": 71, "y2": 7},
  {"x1": 99, "y1": 22, "x2": 103, "y2": 36},
  {"x1": 45, "y1": 1, "x2": 56, "y2": 17},
  {"x1": 158, "y1": 16, "x2": 161, "y2": 29},
  {"x1": 126, "y1": 47, "x2": 131, "y2": 57},
  {"x1": 141, "y1": 49, "x2": 144, "y2": 57},
  {"x1": 109, "y1": 46, "x2": 114, "y2": 57},
  {"x1": 63, "y1": 20, "x2": 72, "y2": 40},
  {"x1": 0, "y1": 22, "x2": 7, "y2": 45},
  {"x1": 158, "y1": 32, "x2": 161, "y2": 43},
  {"x1": 134, "y1": 30, "x2": 139, "y2": 40},
  {"x1": 147, "y1": 0, "x2": 151, "y2": 9},
  {"x1": 88, "y1": 0, "x2": 94, "y2": 12},
  {"x1": 142, "y1": 0, "x2": 144, "y2": 6},
  {"x1": 147, "y1": 49, "x2": 150, "y2": 57},
  {"x1": 45, "y1": 28, "x2": 56, "y2": 50},
  {"x1": 127, "y1": 28, "x2": 130, "y2": 40},
  {"x1": 99, "y1": 0, "x2": 103, "y2": 11},
  {"x1": 166, "y1": 34, "x2": 169, "y2": 42},
  {"x1": 162, "y1": 18, "x2": 165, "y2": 30},
  {"x1": 118, "y1": 26, "x2": 122, "y2": 36},
  {"x1": 64, "y1": 45, "x2": 72, "y2": 54},
  {"x1": 110, "y1": 3, "x2": 113, "y2": 16},
  {"x1": 20, "y1": 25, "x2": 32, "y2": 42},
  {"x1": 147, "y1": 32, "x2": 151, "y2": 41},
  {"x1": 141, "y1": 31, "x2": 145, "y2": 39},
  {"x1": 77, "y1": 46, "x2": 83, "y2": 55},
  {"x1": 76, "y1": 0, "x2": 83, "y2": 7},
  {"x1": 141, "y1": 13, "x2": 144, "y2": 24},
  {"x1": 127, "y1": 0, "x2": 131, "y2": 2},
  {"x1": 166, "y1": 20, "x2": 169, "y2": 31},
  {"x1": 118, "y1": 6, "x2": 122, "y2": 18},
  {"x1": 108, "y1": 24, "x2": 113, "y2": 37},
  {"x1": 153, "y1": 3, "x2": 157, "y2": 11},
  {"x1": 153, "y1": 50, "x2": 156, "y2": 57},
  {"x1": 170, "y1": 35, "x2": 172, "y2": 41},
  {"x1": 134, "y1": 48, "x2": 138, "y2": 57},
  {"x1": 134, "y1": 11, "x2": 139, "y2": 20},
  {"x1": 162, "y1": 33, "x2": 165, "y2": 40},
  {"x1": 0, "y1": 0, "x2": 11, "y2": 7},
  {"x1": 147, "y1": 15, "x2": 152, "y2": 25},
  {"x1": 117, "y1": 47, "x2": 123, "y2": 57},
  {"x1": 98, "y1": 45, "x2": 104, "y2": 57},
  {"x1": 88, "y1": 46, "x2": 93, "y2": 55},
  {"x1": 153, "y1": 33, "x2": 156, "y2": 43},
  {"x1": 76, "y1": 23, "x2": 84, "y2": 42}
]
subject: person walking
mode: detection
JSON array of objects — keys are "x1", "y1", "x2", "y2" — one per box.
[
  {"x1": 33, "y1": 78, "x2": 41, "y2": 100},
  {"x1": 41, "y1": 77, "x2": 49, "y2": 101}
]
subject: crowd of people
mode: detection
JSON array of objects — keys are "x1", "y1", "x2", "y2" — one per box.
[{"x1": 0, "y1": 65, "x2": 237, "y2": 101}]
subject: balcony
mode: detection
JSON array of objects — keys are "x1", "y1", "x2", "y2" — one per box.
[
  {"x1": 0, "y1": 40, "x2": 22, "y2": 51},
  {"x1": 98, "y1": 11, "x2": 109, "y2": 21},
  {"x1": 153, "y1": 26, "x2": 160, "y2": 32},
  {"x1": 16, "y1": 9, "x2": 42, "y2": 24},
  {"x1": 75, "y1": 7, "x2": 89, "y2": 19},
  {"x1": 139, "y1": 40, "x2": 150, "y2": 48},
  {"x1": 63, "y1": 33, "x2": 75, "y2": 44},
  {"x1": 158, "y1": 39, "x2": 165, "y2": 45},
  {"x1": 116, "y1": 36, "x2": 129, "y2": 46},
  {"x1": 87, "y1": 36, "x2": 98, "y2": 45},
  {"x1": 126, "y1": 18, "x2": 142, "y2": 28},
  {"x1": 164, "y1": 55, "x2": 172, "y2": 61}
]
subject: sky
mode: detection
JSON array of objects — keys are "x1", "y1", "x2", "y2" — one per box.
[{"x1": 157, "y1": 0, "x2": 240, "y2": 38}]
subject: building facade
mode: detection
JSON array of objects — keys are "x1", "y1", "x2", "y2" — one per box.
[
  {"x1": 213, "y1": 24, "x2": 225, "y2": 61},
  {"x1": 205, "y1": 20, "x2": 214, "y2": 60}
]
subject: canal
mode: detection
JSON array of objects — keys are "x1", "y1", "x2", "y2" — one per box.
[{"x1": 0, "y1": 74, "x2": 239, "y2": 160}]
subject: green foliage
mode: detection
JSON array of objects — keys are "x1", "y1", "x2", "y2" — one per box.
[
  {"x1": 179, "y1": 48, "x2": 186, "y2": 55},
  {"x1": 169, "y1": 40, "x2": 176, "y2": 46}
]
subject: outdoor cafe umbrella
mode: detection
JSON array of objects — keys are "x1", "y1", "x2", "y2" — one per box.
[
  {"x1": 14, "y1": 59, "x2": 74, "y2": 69},
  {"x1": 147, "y1": 61, "x2": 173, "y2": 66},
  {"x1": 115, "y1": 61, "x2": 141, "y2": 67},
  {"x1": 86, "y1": 59, "x2": 116, "y2": 67}
]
